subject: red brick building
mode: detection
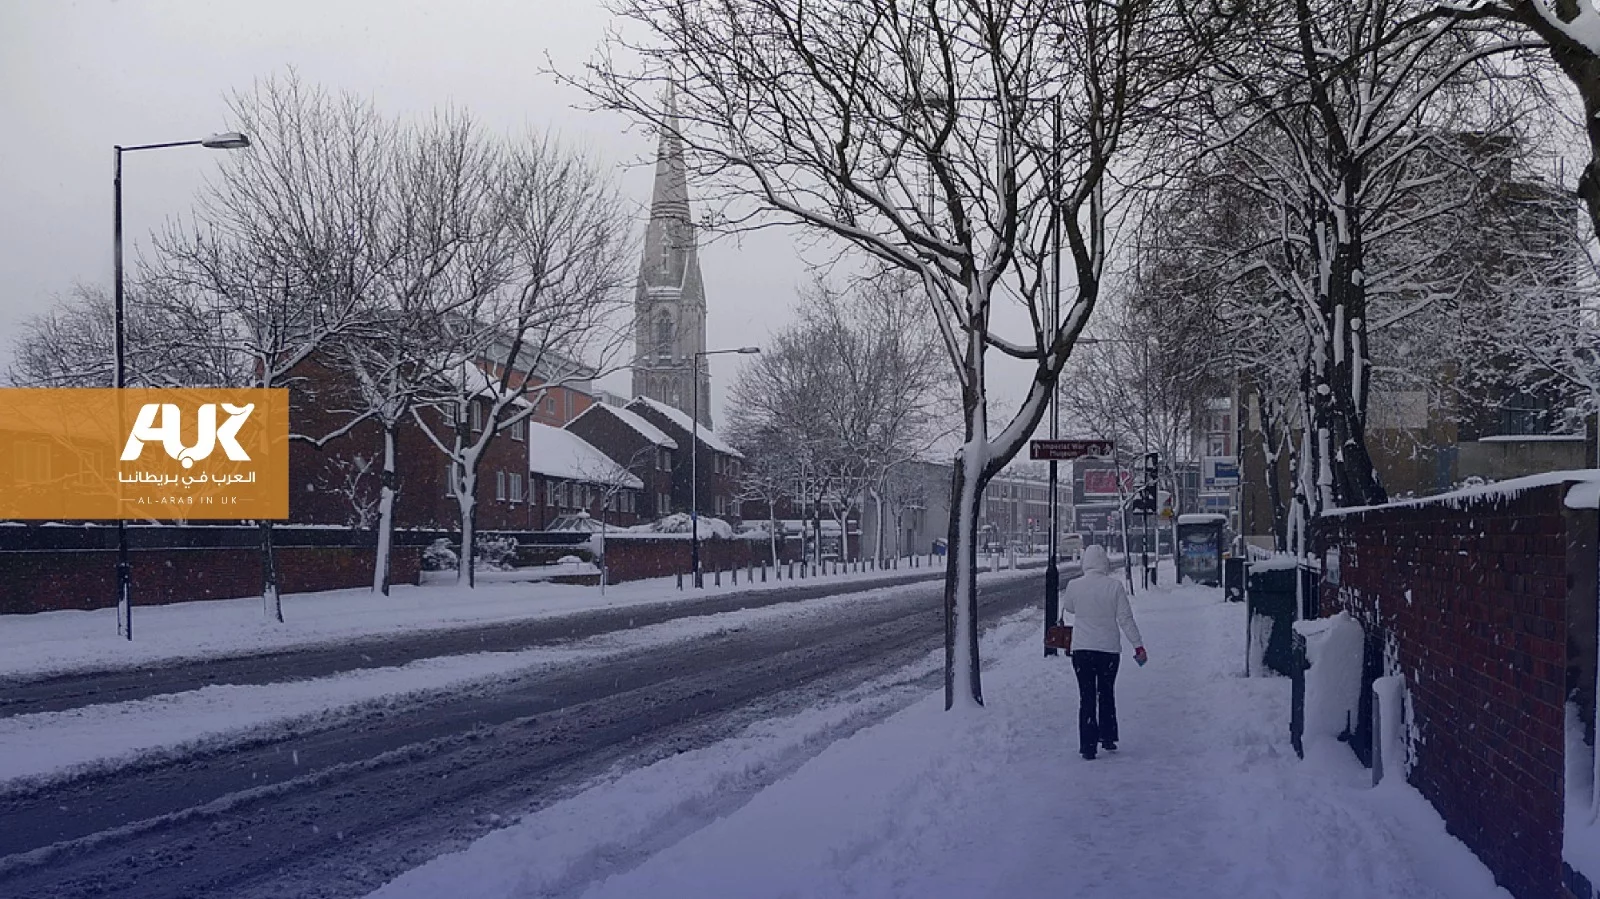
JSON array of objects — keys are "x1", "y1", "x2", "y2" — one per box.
[
  {"x1": 288, "y1": 351, "x2": 598, "y2": 532},
  {"x1": 525, "y1": 421, "x2": 646, "y2": 530},
  {"x1": 565, "y1": 402, "x2": 678, "y2": 522},
  {"x1": 626, "y1": 396, "x2": 743, "y2": 523}
]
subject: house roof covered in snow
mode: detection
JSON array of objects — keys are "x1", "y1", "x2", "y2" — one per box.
[
  {"x1": 570, "y1": 403, "x2": 677, "y2": 450},
  {"x1": 628, "y1": 396, "x2": 743, "y2": 458},
  {"x1": 526, "y1": 422, "x2": 644, "y2": 490}
]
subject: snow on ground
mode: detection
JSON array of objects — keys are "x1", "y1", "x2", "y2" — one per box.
[
  {"x1": 0, "y1": 558, "x2": 966, "y2": 680},
  {"x1": 0, "y1": 569, "x2": 1036, "y2": 790},
  {"x1": 370, "y1": 569, "x2": 1510, "y2": 899}
]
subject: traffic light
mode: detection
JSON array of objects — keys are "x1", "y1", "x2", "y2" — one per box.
[
  {"x1": 1129, "y1": 483, "x2": 1157, "y2": 514},
  {"x1": 1142, "y1": 451, "x2": 1160, "y2": 484}
]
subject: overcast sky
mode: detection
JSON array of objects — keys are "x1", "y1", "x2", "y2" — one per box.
[{"x1": 0, "y1": 0, "x2": 1054, "y2": 438}]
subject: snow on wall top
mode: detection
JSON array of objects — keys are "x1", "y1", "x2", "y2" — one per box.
[
  {"x1": 630, "y1": 396, "x2": 744, "y2": 458},
  {"x1": 1476, "y1": 434, "x2": 1587, "y2": 443},
  {"x1": 526, "y1": 422, "x2": 644, "y2": 490},
  {"x1": 571, "y1": 404, "x2": 678, "y2": 450},
  {"x1": 1321, "y1": 469, "x2": 1600, "y2": 518},
  {"x1": 1567, "y1": 480, "x2": 1600, "y2": 510}
]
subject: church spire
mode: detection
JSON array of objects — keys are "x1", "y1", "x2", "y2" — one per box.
[{"x1": 632, "y1": 86, "x2": 711, "y2": 427}]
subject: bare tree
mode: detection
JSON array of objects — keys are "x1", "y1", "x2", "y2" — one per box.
[
  {"x1": 325, "y1": 112, "x2": 504, "y2": 595},
  {"x1": 1176, "y1": 0, "x2": 1545, "y2": 520},
  {"x1": 147, "y1": 73, "x2": 391, "y2": 622},
  {"x1": 9, "y1": 282, "x2": 242, "y2": 388},
  {"x1": 582, "y1": 0, "x2": 1186, "y2": 707},
  {"x1": 1437, "y1": 2, "x2": 1600, "y2": 239},
  {"x1": 410, "y1": 135, "x2": 633, "y2": 587}
]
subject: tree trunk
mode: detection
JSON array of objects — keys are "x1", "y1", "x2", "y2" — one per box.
[
  {"x1": 457, "y1": 468, "x2": 478, "y2": 588},
  {"x1": 768, "y1": 499, "x2": 779, "y2": 569},
  {"x1": 260, "y1": 519, "x2": 282, "y2": 623},
  {"x1": 872, "y1": 489, "x2": 885, "y2": 563},
  {"x1": 373, "y1": 425, "x2": 398, "y2": 595},
  {"x1": 943, "y1": 443, "x2": 985, "y2": 710}
]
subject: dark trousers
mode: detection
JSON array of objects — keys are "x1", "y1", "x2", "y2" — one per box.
[{"x1": 1071, "y1": 650, "x2": 1121, "y2": 754}]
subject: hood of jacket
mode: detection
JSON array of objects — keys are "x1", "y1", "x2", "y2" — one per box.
[{"x1": 1082, "y1": 544, "x2": 1112, "y2": 575}]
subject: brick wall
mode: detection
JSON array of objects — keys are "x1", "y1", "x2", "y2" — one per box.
[
  {"x1": 0, "y1": 544, "x2": 422, "y2": 614},
  {"x1": 1315, "y1": 479, "x2": 1596, "y2": 899}
]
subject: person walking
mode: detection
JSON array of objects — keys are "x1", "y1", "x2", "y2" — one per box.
[{"x1": 1060, "y1": 544, "x2": 1147, "y2": 760}]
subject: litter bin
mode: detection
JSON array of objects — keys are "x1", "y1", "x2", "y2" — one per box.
[
  {"x1": 1246, "y1": 562, "x2": 1299, "y2": 676},
  {"x1": 1175, "y1": 514, "x2": 1226, "y2": 586},
  {"x1": 1223, "y1": 557, "x2": 1246, "y2": 603}
]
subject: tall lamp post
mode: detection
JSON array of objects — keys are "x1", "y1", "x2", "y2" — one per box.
[
  {"x1": 691, "y1": 345, "x2": 760, "y2": 587},
  {"x1": 113, "y1": 132, "x2": 251, "y2": 640}
]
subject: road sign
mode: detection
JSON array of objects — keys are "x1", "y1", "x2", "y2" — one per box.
[
  {"x1": 1203, "y1": 456, "x2": 1240, "y2": 488},
  {"x1": 1030, "y1": 438, "x2": 1114, "y2": 461}
]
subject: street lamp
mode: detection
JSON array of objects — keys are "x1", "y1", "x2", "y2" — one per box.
[
  {"x1": 113, "y1": 132, "x2": 251, "y2": 640},
  {"x1": 691, "y1": 345, "x2": 760, "y2": 587}
]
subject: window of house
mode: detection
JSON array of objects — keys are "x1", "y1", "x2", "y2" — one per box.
[
  {"x1": 659, "y1": 448, "x2": 672, "y2": 470},
  {"x1": 510, "y1": 418, "x2": 525, "y2": 441},
  {"x1": 444, "y1": 463, "x2": 455, "y2": 497},
  {"x1": 545, "y1": 479, "x2": 555, "y2": 507},
  {"x1": 545, "y1": 394, "x2": 557, "y2": 414},
  {"x1": 658, "y1": 493, "x2": 670, "y2": 516},
  {"x1": 470, "y1": 401, "x2": 483, "y2": 432},
  {"x1": 510, "y1": 473, "x2": 523, "y2": 504},
  {"x1": 556, "y1": 481, "x2": 569, "y2": 508},
  {"x1": 496, "y1": 470, "x2": 506, "y2": 501}
]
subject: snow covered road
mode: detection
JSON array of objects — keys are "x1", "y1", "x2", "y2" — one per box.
[{"x1": 0, "y1": 572, "x2": 1045, "y2": 899}]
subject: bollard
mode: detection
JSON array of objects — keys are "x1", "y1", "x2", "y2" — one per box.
[
  {"x1": 715, "y1": 568, "x2": 722, "y2": 587},
  {"x1": 761, "y1": 561, "x2": 768, "y2": 582},
  {"x1": 677, "y1": 571, "x2": 684, "y2": 590},
  {"x1": 732, "y1": 565, "x2": 738, "y2": 585}
]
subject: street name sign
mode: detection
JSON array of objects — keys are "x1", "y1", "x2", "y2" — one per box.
[{"x1": 1030, "y1": 438, "x2": 1115, "y2": 461}]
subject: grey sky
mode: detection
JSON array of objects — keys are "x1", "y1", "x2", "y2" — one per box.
[
  {"x1": 0, "y1": 0, "x2": 823, "y2": 424},
  {"x1": 1, "y1": 0, "x2": 1059, "y2": 443}
]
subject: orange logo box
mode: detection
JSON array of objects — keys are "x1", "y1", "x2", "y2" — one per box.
[{"x1": 0, "y1": 388, "x2": 288, "y2": 520}]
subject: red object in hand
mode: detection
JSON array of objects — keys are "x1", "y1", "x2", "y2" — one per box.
[{"x1": 1134, "y1": 646, "x2": 1148, "y2": 666}]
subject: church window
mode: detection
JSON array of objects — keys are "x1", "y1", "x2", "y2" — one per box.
[{"x1": 656, "y1": 310, "x2": 674, "y2": 360}]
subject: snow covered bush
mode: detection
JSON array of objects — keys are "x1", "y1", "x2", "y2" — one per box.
[
  {"x1": 474, "y1": 535, "x2": 520, "y2": 571},
  {"x1": 649, "y1": 513, "x2": 733, "y2": 538},
  {"x1": 422, "y1": 538, "x2": 458, "y2": 572}
]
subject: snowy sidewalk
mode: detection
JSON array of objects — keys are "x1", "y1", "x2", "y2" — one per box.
[{"x1": 371, "y1": 576, "x2": 1510, "y2": 899}]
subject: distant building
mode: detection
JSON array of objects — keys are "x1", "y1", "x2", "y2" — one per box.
[
  {"x1": 565, "y1": 402, "x2": 679, "y2": 522},
  {"x1": 524, "y1": 422, "x2": 644, "y2": 531},
  {"x1": 626, "y1": 396, "x2": 743, "y2": 523}
]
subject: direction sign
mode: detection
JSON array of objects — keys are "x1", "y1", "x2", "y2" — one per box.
[{"x1": 1030, "y1": 438, "x2": 1114, "y2": 461}]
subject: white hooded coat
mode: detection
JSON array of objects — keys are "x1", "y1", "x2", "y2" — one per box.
[{"x1": 1060, "y1": 545, "x2": 1143, "y2": 654}]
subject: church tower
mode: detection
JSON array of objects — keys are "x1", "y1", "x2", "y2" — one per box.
[{"x1": 632, "y1": 91, "x2": 711, "y2": 427}]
